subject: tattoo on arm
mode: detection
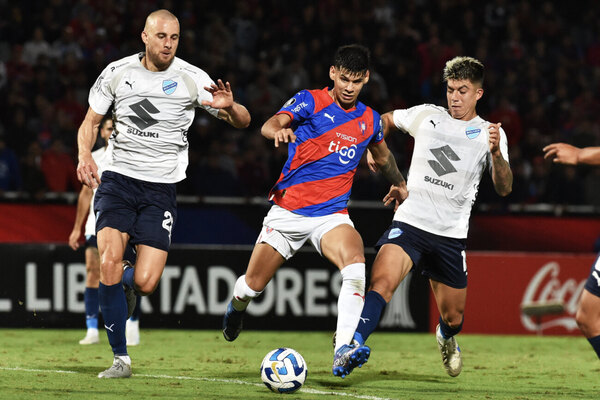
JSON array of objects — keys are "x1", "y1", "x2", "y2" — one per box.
[
  {"x1": 492, "y1": 156, "x2": 513, "y2": 196},
  {"x1": 379, "y1": 152, "x2": 405, "y2": 186}
]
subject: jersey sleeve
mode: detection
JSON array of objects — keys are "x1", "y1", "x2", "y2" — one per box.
[
  {"x1": 370, "y1": 111, "x2": 384, "y2": 144},
  {"x1": 392, "y1": 104, "x2": 432, "y2": 137},
  {"x1": 276, "y1": 90, "x2": 315, "y2": 123},
  {"x1": 190, "y1": 70, "x2": 220, "y2": 118},
  {"x1": 88, "y1": 64, "x2": 116, "y2": 115}
]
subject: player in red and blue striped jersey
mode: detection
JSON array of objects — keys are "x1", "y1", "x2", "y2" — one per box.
[
  {"x1": 223, "y1": 44, "x2": 408, "y2": 378},
  {"x1": 268, "y1": 86, "x2": 382, "y2": 216}
]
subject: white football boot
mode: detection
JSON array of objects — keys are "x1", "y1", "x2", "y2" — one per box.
[
  {"x1": 126, "y1": 319, "x2": 140, "y2": 346},
  {"x1": 98, "y1": 356, "x2": 132, "y2": 378},
  {"x1": 79, "y1": 328, "x2": 99, "y2": 345},
  {"x1": 436, "y1": 324, "x2": 462, "y2": 377}
]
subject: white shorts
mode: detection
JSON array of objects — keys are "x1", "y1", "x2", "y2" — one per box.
[{"x1": 257, "y1": 205, "x2": 355, "y2": 259}]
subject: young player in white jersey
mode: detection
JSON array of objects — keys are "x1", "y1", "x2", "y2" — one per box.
[
  {"x1": 543, "y1": 143, "x2": 600, "y2": 360},
  {"x1": 76, "y1": 9, "x2": 251, "y2": 378},
  {"x1": 354, "y1": 56, "x2": 513, "y2": 377},
  {"x1": 69, "y1": 117, "x2": 141, "y2": 346}
]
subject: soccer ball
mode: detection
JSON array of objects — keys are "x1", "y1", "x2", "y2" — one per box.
[{"x1": 260, "y1": 347, "x2": 307, "y2": 393}]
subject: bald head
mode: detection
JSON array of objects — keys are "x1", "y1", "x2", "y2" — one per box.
[
  {"x1": 141, "y1": 9, "x2": 180, "y2": 71},
  {"x1": 144, "y1": 9, "x2": 179, "y2": 32}
]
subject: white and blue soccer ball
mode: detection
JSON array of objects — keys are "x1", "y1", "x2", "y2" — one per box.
[{"x1": 260, "y1": 347, "x2": 307, "y2": 393}]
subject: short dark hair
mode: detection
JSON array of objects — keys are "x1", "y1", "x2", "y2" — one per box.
[
  {"x1": 333, "y1": 44, "x2": 370, "y2": 76},
  {"x1": 443, "y1": 56, "x2": 484, "y2": 86},
  {"x1": 99, "y1": 115, "x2": 112, "y2": 131}
]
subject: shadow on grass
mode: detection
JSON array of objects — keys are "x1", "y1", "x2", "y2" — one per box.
[{"x1": 311, "y1": 369, "x2": 448, "y2": 388}]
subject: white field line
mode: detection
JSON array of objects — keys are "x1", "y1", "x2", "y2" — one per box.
[{"x1": 1, "y1": 366, "x2": 394, "y2": 400}]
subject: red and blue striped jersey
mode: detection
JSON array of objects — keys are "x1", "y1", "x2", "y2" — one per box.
[{"x1": 268, "y1": 87, "x2": 384, "y2": 217}]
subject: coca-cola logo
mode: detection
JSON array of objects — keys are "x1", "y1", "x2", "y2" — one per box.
[{"x1": 521, "y1": 262, "x2": 586, "y2": 332}]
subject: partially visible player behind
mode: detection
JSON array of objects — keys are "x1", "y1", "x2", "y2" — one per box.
[
  {"x1": 222, "y1": 44, "x2": 407, "y2": 378},
  {"x1": 543, "y1": 142, "x2": 600, "y2": 359},
  {"x1": 356, "y1": 56, "x2": 512, "y2": 377},
  {"x1": 68, "y1": 116, "x2": 141, "y2": 346}
]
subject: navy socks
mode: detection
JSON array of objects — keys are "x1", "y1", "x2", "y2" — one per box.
[
  {"x1": 587, "y1": 335, "x2": 600, "y2": 359},
  {"x1": 84, "y1": 287, "x2": 99, "y2": 329},
  {"x1": 354, "y1": 290, "x2": 387, "y2": 345},
  {"x1": 439, "y1": 316, "x2": 463, "y2": 339},
  {"x1": 99, "y1": 282, "x2": 128, "y2": 356}
]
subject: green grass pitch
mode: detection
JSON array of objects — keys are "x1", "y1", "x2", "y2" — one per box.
[{"x1": 0, "y1": 329, "x2": 598, "y2": 399}]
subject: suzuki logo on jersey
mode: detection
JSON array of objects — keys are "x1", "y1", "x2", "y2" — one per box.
[
  {"x1": 162, "y1": 80, "x2": 178, "y2": 95},
  {"x1": 129, "y1": 99, "x2": 160, "y2": 130},
  {"x1": 428, "y1": 145, "x2": 460, "y2": 176},
  {"x1": 329, "y1": 141, "x2": 357, "y2": 165}
]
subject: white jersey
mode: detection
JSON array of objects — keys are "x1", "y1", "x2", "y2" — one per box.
[
  {"x1": 392, "y1": 104, "x2": 509, "y2": 238},
  {"x1": 88, "y1": 53, "x2": 219, "y2": 183},
  {"x1": 84, "y1": 142, "x2": 113, "y2": 236}
]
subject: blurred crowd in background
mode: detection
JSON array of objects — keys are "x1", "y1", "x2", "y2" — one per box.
[{"x1": 1, "y1": 0, "x2": 600, "y2": 210}]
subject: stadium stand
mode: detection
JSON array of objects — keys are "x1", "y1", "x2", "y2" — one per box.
[{"x1": 0, "y1": 0, "x2": 599, "y2": 214}]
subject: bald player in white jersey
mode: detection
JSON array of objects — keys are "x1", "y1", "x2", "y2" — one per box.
[
  {"x1": 353, "y1": 56, "x2": 513, "y2": 377},
  {"x1": 76, "y1": 9, "x2": 251, "y2": 378}
]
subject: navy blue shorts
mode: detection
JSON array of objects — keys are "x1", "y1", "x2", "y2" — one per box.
[
  {"x1": 375, "y1": 221, "x2": 468, "y2": 289},
  {"x1": 94, "y1": 171, "x2": 177, "y2": 252},
  {"x1": 584, "y1": 254, "x2": 600, "y2": 297},
  {"x1": 85, "y1": 234, "x2": 137, "y2": 264}
]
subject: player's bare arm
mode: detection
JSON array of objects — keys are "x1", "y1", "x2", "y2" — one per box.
[
  {"x1": 261, "y1": 113, "x2": 296, "y2": 148},
  {"x1": 369, "y1": 140, "x2": 408, "y2": 208},
  {"x1": 368, "y1": 112, "x2": 404, "y2": 172},
  {"x1": 77, "y1": 108, "x2": 104, "y2": 189},
  {"x1": 68, "y1": 185, "x2": 93, "y2": 250},
  {"x1": 202, "y1": 79, "x2": 251, "y2": 129},
  {"x1": 380, "y1": 111, "x2": 400, "y2": 139},
  {"x1": 488, "y1": 122, "x2": 512, "y2": 197},
  {"x1": 543, "y1": 143, "x2": 600, "y2": 166}
]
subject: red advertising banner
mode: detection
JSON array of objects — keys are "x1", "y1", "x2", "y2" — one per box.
[
  {"x1": 428, "y1": 252, "x2": 597, "y2": 335},
  {"x1": 0, "y1": 204, "x2": 75, "y2": 243}
]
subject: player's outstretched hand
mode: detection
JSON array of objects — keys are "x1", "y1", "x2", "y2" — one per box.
[
  {"x1": 488, "y1": 122, "x2": 502, "y2": 154},
  {"x1": 383, "y1": 183, "x2": 408, "y2": 212},
  {"x1": 77, "y1": 154, "x2": 100, "y2": 189},
  {"x1": 543, "y1": 142, "x2": 580, "y2": 165},
  {"x1": 202, "y1": 79, "x2": 234, "y2": 109},
  {"x1": 273, "y1": 128, "x2": 296, "y2": 148}
]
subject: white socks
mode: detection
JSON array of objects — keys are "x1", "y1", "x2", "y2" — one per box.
[
  {"x1": 231, "y1": 275, "x2": 262, "y2": 311},
  {"x1": 116, "y1": 355, "x2": 131, "y2": 366},
  {"x1": 335, "y1": 263, "x2": 366, "y2": 352}
]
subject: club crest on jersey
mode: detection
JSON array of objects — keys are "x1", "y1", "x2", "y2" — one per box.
[
  {"x1": 358, "y1": 120, "x2": 366, "y2": 135},
  {"x1": 162, "y1": 80, "x2": 178, "y2": 95},
  {"x1": 465, "y1": 127, "x2": 481, "y2": 139},
  {"x1": 388, "y1": 227, "x2": 403, "y2": 239}
]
